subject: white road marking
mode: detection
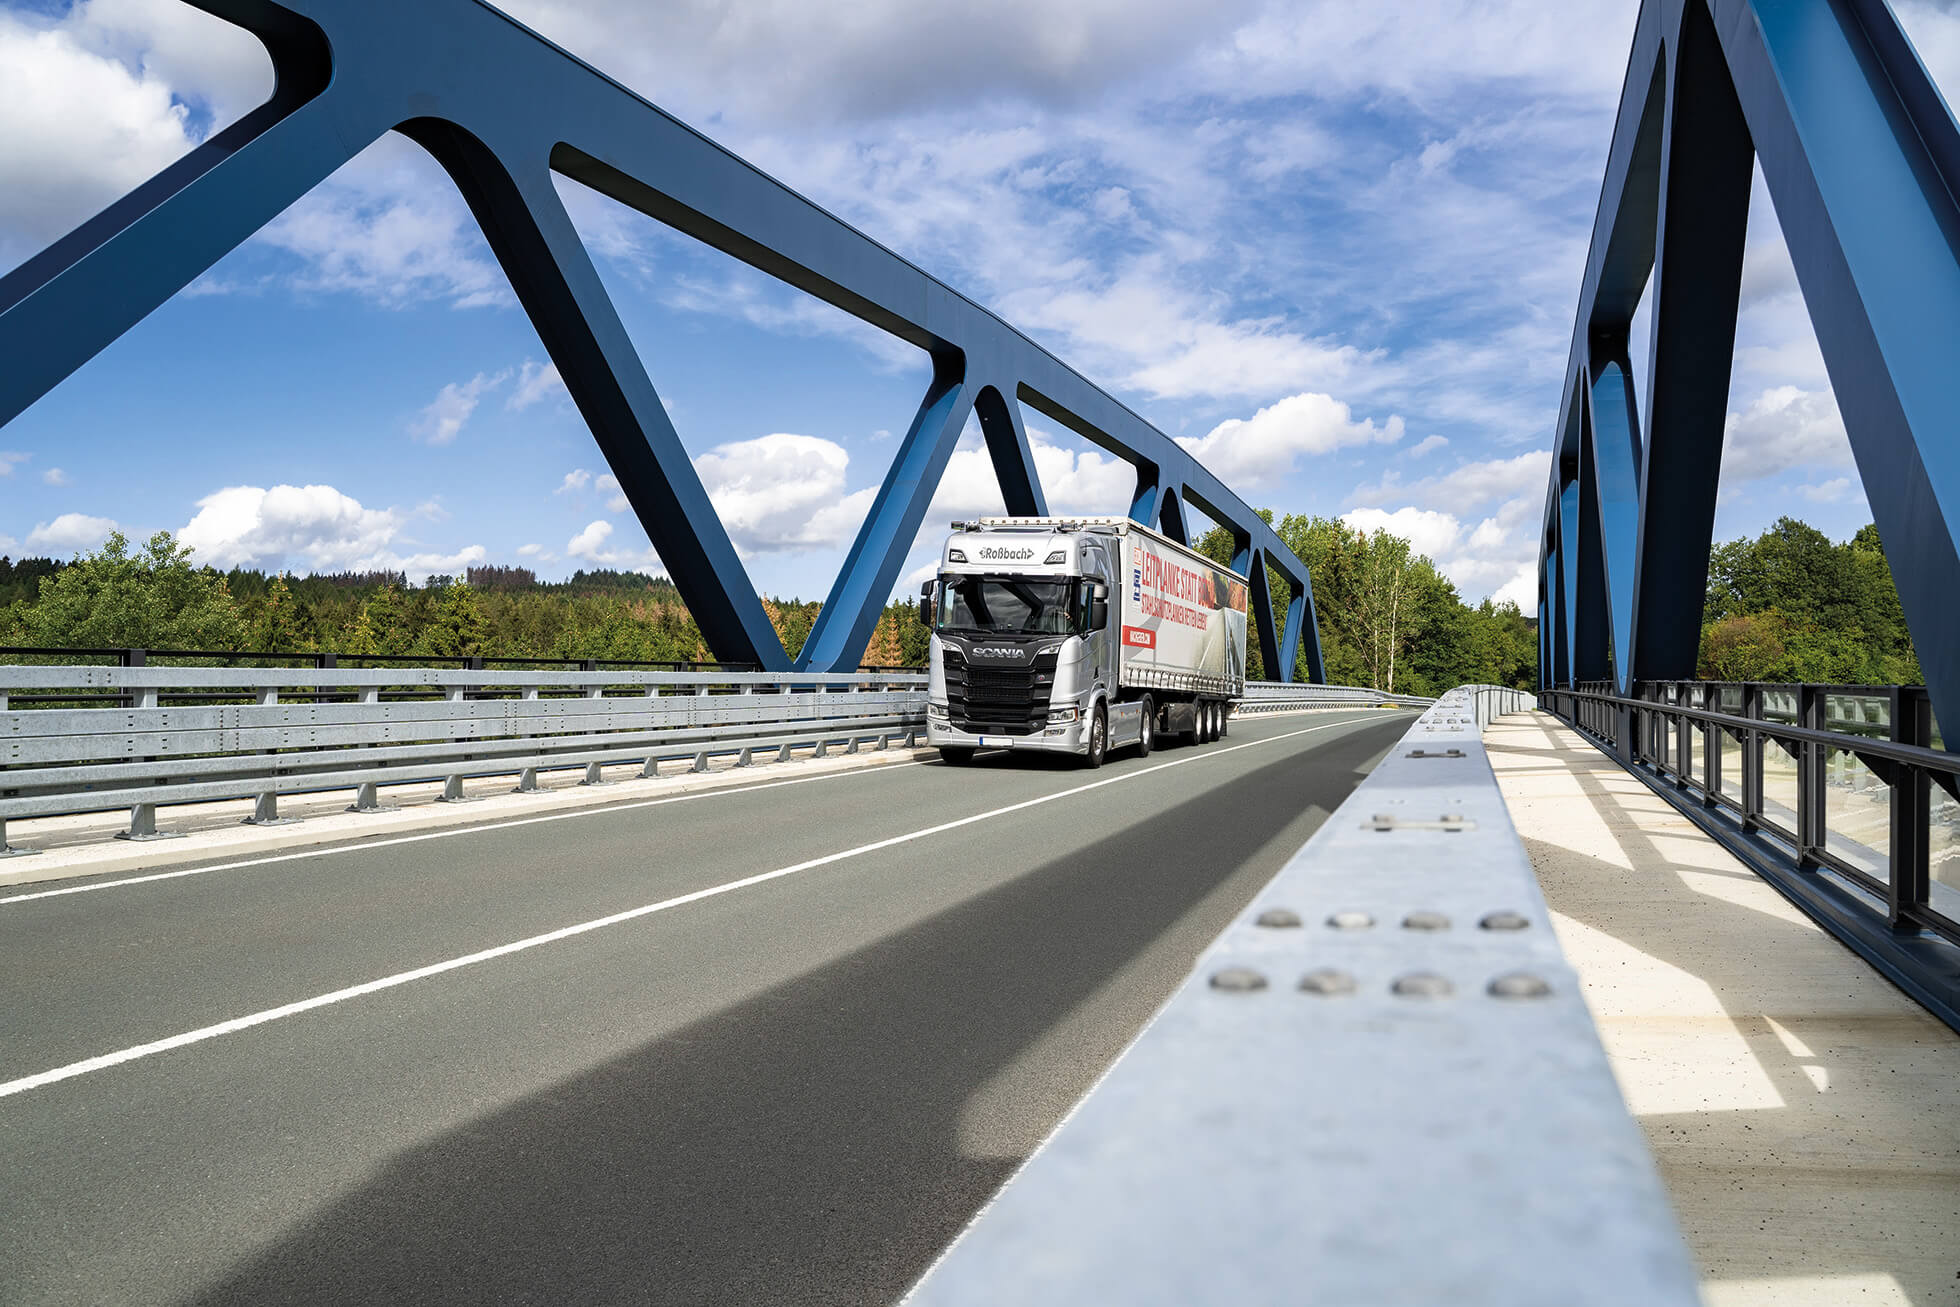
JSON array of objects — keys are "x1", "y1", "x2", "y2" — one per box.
[{"x1": 0, "y1": 714, "x2": 1388, "y2": 1101}]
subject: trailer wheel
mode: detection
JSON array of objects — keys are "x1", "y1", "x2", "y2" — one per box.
[
  {"x1": 939, "y1": 747, "x2": 975, "y2": 766},
  {"x1": 1218, "y1": 701, "x2": 1230, "y2": 737},
  {"x1": 1136, "y1": 697, "x2": 1154, "y2": 758},
  {"x1": 1082, "y1": 704, "x2": 1107, "y2": 769},
  {"x1": 1199, "y1": 701, "x2": 1216, "y2": 744}
]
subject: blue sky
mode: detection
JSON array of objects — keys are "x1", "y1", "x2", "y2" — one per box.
[{"x1": 4, "y1": 0, "x2": 1959, "y2": 609}]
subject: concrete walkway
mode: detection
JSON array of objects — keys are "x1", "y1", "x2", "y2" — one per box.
[{"x1": 1488, "y1": 711, "x2": 1960, "y2": 1307}]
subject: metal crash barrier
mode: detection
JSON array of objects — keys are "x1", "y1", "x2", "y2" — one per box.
[
  {"x1": 0, "y1": 665, "x2": 925, "y2": 853},
  {"x1": 907, "y1": 685, "x2": 1701, "y2": 1307}
]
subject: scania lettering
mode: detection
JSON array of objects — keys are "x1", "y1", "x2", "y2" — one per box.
[{"x1": 919, "y1": 517, "x2": 1250, "y2": 768}]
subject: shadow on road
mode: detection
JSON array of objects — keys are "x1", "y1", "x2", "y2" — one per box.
[{"x1": 184, "y1": 718, "x2": 1409, "y2": 1307}]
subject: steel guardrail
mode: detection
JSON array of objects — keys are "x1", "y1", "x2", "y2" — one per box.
[
  {"x1": 0, "y1": 665, "x2": 926, "y2": 853},
  {"x1": 1235, "y1": 681, "x2": 1433, "y2": 713},
  {"x1": 906, "y1": 685, "x2": 1704, "y2": 1307}
]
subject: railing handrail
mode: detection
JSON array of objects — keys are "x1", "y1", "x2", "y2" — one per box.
[{"x1": 1539, "y1": 682, "x2": 1960, "y2": 1032}]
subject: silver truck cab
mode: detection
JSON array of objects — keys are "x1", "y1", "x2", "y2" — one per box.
[{"x1": 921, "y1": 521, "x2": 1147, "y2": 766}]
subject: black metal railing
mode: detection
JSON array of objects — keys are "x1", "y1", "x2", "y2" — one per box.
[{"x1": 1541, "y1": 680, "x2": 1960, "y2": 1030}]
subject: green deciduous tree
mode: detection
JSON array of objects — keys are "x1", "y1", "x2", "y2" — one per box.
[{"x1": 14, "y1": 531, "x2": 246, "y2": 651}]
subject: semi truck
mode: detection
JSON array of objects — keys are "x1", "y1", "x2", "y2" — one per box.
[{"x1": 919, "y1": 516, "x2": 1250, "y2": 767}]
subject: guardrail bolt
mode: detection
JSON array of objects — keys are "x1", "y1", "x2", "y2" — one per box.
[
  {"x1": 1402, "y1": 910, "x2": 1450, "y2": 931},
  {"x1": 1390, "y1": 972, "x2": 1454, "y2": 998},
  {"x1": 1255, "y1": 907, "x2": 1302, "y2": 928},
  {"x1": 1298, "y1": 968, "x2": 1357, "y2": 996},
  {"x1": 1479, "y1": 911, "x2": 1531, "y2": 931},
  {"x1": 1487, "y1": 972, "x2": 1553, "y2": 999},
  {"x1": 1326, "y1": 910, "x2": 1375, "y2": 930},
  {"x1": 1209, "y1": 967, "x2": 1269, "y2": 993}
]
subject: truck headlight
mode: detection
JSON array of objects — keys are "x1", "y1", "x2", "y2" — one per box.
[
  {"x1": 927, "y1": 702, "x2": 949, "y2": 720},
  {"x1": 1049, "y1": 706, "x2": 1079, "y2": 723}
]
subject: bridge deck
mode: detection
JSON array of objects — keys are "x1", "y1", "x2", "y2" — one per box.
[{"x1": 1488, "y1": 712, "x2": 1960, "y2": 1307}]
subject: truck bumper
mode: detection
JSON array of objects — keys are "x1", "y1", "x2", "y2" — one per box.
[{"x1": 927, "y1": 719, "x2": 1087, "y2": 755}]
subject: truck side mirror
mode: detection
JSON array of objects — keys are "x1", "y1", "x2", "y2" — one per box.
[
  {"x1": 918, "y1": 581, "x2": 934, "y2": 626},
  {"x1": 1090, "y1": 584, "x2": 1108, "y2": 630}
]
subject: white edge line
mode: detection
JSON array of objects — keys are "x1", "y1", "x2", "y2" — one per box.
[{"x1": 0, "y1": 716, "x2": 1387, "y2": 1102}]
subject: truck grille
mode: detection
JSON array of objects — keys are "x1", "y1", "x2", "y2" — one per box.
[{"x1": 945, "y1": 648, "x2": 1058, "y2": 735}]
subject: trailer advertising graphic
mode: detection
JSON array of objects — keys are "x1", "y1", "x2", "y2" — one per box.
[{"x1": 1121, "y1": 536, "x2": 1250, "y2": 685}]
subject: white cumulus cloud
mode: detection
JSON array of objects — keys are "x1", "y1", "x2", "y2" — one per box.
[
  {"x1": 556, "y1": 468, "x2": 592, "y2": 494},
  {"x1": 42, "y1": 466, "x2": 69, "y2": 486},
  {"x1": 26, "y1": 512, "x2": 120, "y2": 554},
  {"x1": 1721, "y1": 385, "x2": 1851, "y2": 484},
  {"x1": 693, "y1": 432, "x2": 876, "y2": 554},
  {"x1": 180, "y1": 484, "x2": 398, "y2": 570},
  {"x1": 1177, "y1": 392, "x2": 1404, "y2": 486}
]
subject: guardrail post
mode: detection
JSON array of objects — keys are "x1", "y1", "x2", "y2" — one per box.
[
  {"x1": 1741, "y1": 684, "x2": 1763, "y2": 832},
  {"x1": 513, "y1": 767, "x2": 540, "y2": 793},
  {"x1": 1798, "y1": 684, "x2": 1826, "y2": 866},
  {"x1": 777, "y1": 743, "x2": 795, "y2": 762},
  {"x1": 640, "y1": 756, "x2": 661, "y2": 779},
  {"x1": 347, "y1": 782, "x2": 394, "y2": 813},
  {"x1": 116, "y1": 802, "x2": 180, "y2": 842},
  {"x1": 691, "y1": 751, "x2": 710, "y2": 773},
  {"x1": 1701, "y1": 684, "x2": 1722, "y2": 805},
  {"x1": 581, "y1": 762, "x2": 609, "y2": 786},
  {"x1": 244, "y1": 791, "x2": 298, "y2": 826},
  {"x1": 1889, "y1": 685, "x2": 1932, "y2": 927},
  {"x1": 439, "y1": 775, "x2": 476, "y2": 803},
  {"x1": 0, "y1": 817, "x2": 39, "y2": 857},
  {"x1": 1673, "y1": 684, "x2": 1692, "y2": 786}
]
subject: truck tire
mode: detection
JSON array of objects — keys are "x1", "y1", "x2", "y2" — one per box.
[
  {"x1": 1082, "y1": 704, "x2": 1108, "y2": 769},
  {"x1": 1218, "y1": 701, "x2": 1230, "y2": 737},
  {"x1": 939, "y1": 747, "x2": 975, "y2": 766},
  {"x1": 1136, "y1": 697, "x2": 1154, "y2": 757},
  {"x1": 1199, "y1": 701, "x2": 1216, "y2": 744}
]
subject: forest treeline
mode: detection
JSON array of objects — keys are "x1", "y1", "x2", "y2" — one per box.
[{"x1": 0, "y1": 513, "x2": 1919, "y2": 689}]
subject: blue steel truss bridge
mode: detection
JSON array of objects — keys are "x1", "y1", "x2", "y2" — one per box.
[{"x1": 1, "y1": 2, "x2": 1958, "y2": 1305}]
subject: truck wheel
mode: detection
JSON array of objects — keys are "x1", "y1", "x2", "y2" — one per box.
[
  {"x1": 1136, "y1": 697, "x2": 1154, "y2": 757},
  {"x1": 939, "y1": 747, "x2": 975, "y2": 766},
  {"x1": 1218, "y1": 702, "x2": 1230, "y2": 737},
  {"x1": 1082, "y1": 705, "x2": 1107, "y2": 769},
  {"x1": 1199, "y1": 701, "x2": 1215, "y2": 744}
]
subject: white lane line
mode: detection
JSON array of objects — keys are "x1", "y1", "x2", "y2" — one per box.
[{"x1": 0, "y1": 715, "x2": 1387, "y2": 1101}]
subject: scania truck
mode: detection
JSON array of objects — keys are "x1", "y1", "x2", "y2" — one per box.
[{"x1": 919, "y1": 516, "x2": 1250, "y2": 767}]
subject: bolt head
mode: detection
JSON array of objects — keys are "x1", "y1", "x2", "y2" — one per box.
[
  {"x1": 1210, "y1": 966, "x2": 1269, "y2": 993},
  {"x1": 1488, "y1": 972, "x2": 1553, "y2": 999},
  {"x1": 1402, "y1": 910, "x2": 1450, "y2": 931},
  {"x1": 1479, "y1": 910, "x2": 1531, "y2": 931},
  {"x1": 1255, "y1": 907, "x2": 1303, "y2": 929},
  {"x1": 1299, "y1": 968, "x2": 1358, "y2": 996},
  {"x1": 1390, "y1": 972, "x2": 1454, "y2": 998},
  {"x1": 1326, "y1": 910, "x2": 1375, "y2": 930}
]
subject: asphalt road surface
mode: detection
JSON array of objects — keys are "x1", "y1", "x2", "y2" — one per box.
[{"x1": 0, "y1": 709, "x2": 1411, "y2": 1306}]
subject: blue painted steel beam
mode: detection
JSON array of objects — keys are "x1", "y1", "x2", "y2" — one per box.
[
  {"x1": 0, "y1": 0, "x2": 1324, "y2": 681},
  {"x1": 1541, "y1": 0, "x2": 1960, "y2": 733},
  {"x1": 1586, "y1": 353, "x2": 1643, "y2": 692}
]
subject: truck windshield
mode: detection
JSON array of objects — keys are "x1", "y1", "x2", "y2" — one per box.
[{"x1": 938, "y1": 576, "x2": 1079, "y2": 635}]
